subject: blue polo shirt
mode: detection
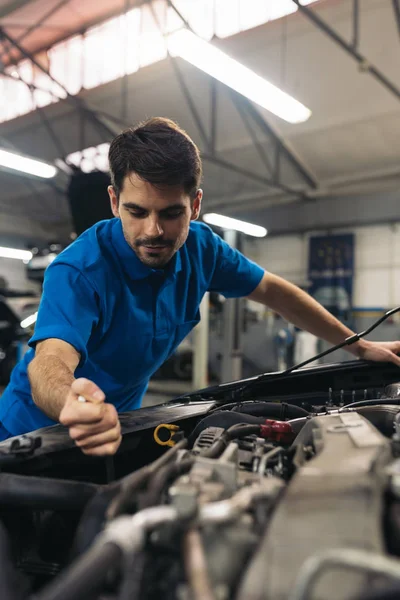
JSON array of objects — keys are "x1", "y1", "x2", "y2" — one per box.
[{"x1": 0, "y1": 218, "x2": 264, "y2": 436}]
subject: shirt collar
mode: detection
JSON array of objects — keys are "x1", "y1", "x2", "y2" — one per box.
[{"x1": 110, "y1": 218, "x2": 182, "y2": 281}]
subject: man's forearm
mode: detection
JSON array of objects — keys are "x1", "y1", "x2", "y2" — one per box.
[
  {"x1": 28, "y1": 355, "x2": 75, "y2": 421},
  {"x1": 250, "y1": 274, "x2": 366, "y2": 357}
]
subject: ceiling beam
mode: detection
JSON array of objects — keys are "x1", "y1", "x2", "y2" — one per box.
[
  {"x1": 393, "y1": 0, "x2": 400, "y2": 38},
  {"x1": 0, "y1": 0, "x2": 33, "y2": 19},
  {"x1": 292, "y1": 0, "x2": 400, "y2": 103},
  {"x1": 0, "y1": 0, "x2": 73, "y2": 63}
]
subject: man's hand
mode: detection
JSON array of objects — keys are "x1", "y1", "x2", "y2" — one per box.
[
  {"x1": 59, "y1": 378, "x2": 122, "y2": 456},
  {"x1": 355, "y1": 340, "x2": 400, "y2": 367}
]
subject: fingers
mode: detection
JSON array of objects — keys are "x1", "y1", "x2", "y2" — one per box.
[
  {"x1": 389, "y1": 353, "x2": 400, "y2": 368},
  {"x1": 59, "y1": 379, "x2": 107, "y2": 427},
  {"x1": 81, "y1": 437, "x2": 122, "y2": 456},
  {"x1": 60, "y1": 379, "x2": 121, "y2": 456},
  {"x1": 75, "y1": 423, "x2": 121, "y2": 450},
  {"x1": 60, "y1": 401, "x2": 105, "y2": 426},
  {"x1": 69, "y1": 407, "x2": 119, "y2": 440},
  {"x1": 71, "y1": 378, "x2": 105, "y2": 404}
]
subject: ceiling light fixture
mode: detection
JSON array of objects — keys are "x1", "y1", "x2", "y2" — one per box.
[
  {"x1": 203, "y1": 213, "x2": 267, "y2": 237},
  {"x1": 0, "y1": 246, "x2": 33, "y2": 261},
  {"x1": 167, "y1": 29, "x2": 311, "y2": 124},
  {"x1": 0, "y1": 149, "x2": 57, "y2": 179}
]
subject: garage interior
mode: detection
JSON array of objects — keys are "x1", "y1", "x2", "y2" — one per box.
[
  {"x1": 1, "y1": 2, "x2": 400, "y2": 599},
  {"x1": 1, "y1": 0, "x2": 399, "y2": 402}
]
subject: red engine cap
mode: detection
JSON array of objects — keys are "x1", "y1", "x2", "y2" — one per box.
[{"x1": 260, "y1": 419, "x2": 295, "y2": 444}]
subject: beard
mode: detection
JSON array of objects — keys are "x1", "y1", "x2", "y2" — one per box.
[
  {"x1": 121, "y1": 228, "x2": 177, "y2": 268},
  {"x1": 133, "y1": 243, "x2": 176, "y2": 268}
]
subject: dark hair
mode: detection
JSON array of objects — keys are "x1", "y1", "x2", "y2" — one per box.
[{"x1": 108, "y1": 117, "x2": 202, "y2": 200}]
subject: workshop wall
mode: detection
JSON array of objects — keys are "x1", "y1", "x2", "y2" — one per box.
[{"x1": 245, "y1": 223, "x2": 400, "y2": 311}]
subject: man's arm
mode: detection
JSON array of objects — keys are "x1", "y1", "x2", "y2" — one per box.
[
  {"x1": 28, "y1": 339, "x2": 80, "y2": 420},
  {"x1": 28, "y1": 339, "x2": 121, "y2": 455},
  {"x1": 248, "y1": 272, "x2": 400, "y2": 366}
]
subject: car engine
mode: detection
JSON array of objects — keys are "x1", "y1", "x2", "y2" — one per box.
[{"x1": 1, "y1": 361, "x2": 400, "y2": 599}]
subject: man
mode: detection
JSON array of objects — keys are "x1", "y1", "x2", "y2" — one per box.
[{"x1": 0, "y1": 117, "x2": 399, "y2": 455}]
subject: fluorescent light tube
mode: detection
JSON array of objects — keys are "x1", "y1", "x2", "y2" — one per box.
[
  {"x1": 167, "y1": 29, "x2": 311, "y2": 124},
  {"x1": 21, "y1": 312, "x2": 38, "y2": 329},
  {"x1": 0, "y1": 246, "x2": 33, "y2": 261},
  {"x1": 0, "y1": 148, "x2": 57, "y2": 179},
  {"x1": 203, "y1": 213, "x2": 267, "y2": 237}
]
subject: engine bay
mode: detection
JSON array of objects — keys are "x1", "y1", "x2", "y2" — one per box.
[{"x1": 1, "y1": 360, "x2": 400, "y2": 599}]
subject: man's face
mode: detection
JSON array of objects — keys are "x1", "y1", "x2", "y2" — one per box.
[{"x1": 108, "y1": 174, "x2": 202, "y2": 269}]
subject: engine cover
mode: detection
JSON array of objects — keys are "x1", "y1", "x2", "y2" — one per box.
[{"x1": 237, "y1": 412, "x2": 393, "y2": 600}]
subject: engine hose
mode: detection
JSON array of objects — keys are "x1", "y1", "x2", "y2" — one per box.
[
  {"x1": 142, "y1": 457, "x2": 195, "y2": 509},
  {"x1": 70, "y1": 486, "x2": 122, "y2": 557},
  {"x1": 34, "y1": 541, "x2": 123, "y2": 600},
  {"x1": 0, "y1": 473, "x2": 98, "y2": 510},
  {"x1": 341, "y1": 398, "x2": 400, "y2": 410},
  {"x1": 210, "y1": 401, "x2": 309, "y2": 419},
  {"x1": 201, "y1": 424, "x2": 262, "y2": 459},
  {"x1": 118, "y1": 551, "x2": 147, "y2": 600},
  {"x1": 107, "y1": 438, "x2": 188, "y2": 520},
  {"x1": 0, "y1": 522, "x2": 28, "y2": 600},
  {"x1": 189, "y1": 412, "x2": 263, "y2": 446},
  {"x1": 353, "y1": 584, "x2": 400, "y2": 600}
]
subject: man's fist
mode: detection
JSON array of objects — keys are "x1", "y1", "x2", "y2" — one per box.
[{"x1": 59, "y1": 378, "x2": 122, "y2": 456}]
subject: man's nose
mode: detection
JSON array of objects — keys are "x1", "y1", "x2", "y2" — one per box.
[{"x1": 145, "y1": 216, "x2": 164, "y2": 238}]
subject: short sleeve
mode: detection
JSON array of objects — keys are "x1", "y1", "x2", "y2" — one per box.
[
  {"x1": 208, "y1": 231, "x2": 264, "y2": 298},
  {"x1": 28, "y1": 263, "x2": 100, "y2": 367}
]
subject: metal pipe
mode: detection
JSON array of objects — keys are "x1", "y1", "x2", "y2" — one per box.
[
  {"x1": 38, "y1": 505, "x2": 179, "y2": 600},
  {"x1": 229, "y1": 90, "x2": 273, "y2": 176},
  {"x1": 199, "y1": 479, "x2": 283, "y2": 525},
  {"x1": 258, "y1": 446, "x2": 283, "y2": 477},
  {"x1": 170, "y1": 56, "x2": 211, "y2": 151},
  {"x1": 0, "y1": 0, "x2": 73, "y2": 63},
  {"x1": 102, "y1": 505, "x2": 179, "y2": 556},
  {"x1": 292, "y1": 0, "x2": 400, "y2": 102},
  {"x1": 289, "y1": 548, "x2": 400, "y2": 600},
  {"x1": 183, "y1": 529, "x2": 216, "y2": 600},
  {"x1": 239, "y1": 97, "x2": 318, "y2": 189},
  {"x1": 352, "y1": 0, "x2": 359, "y2": 50},
  {"x1": 210, "y1": 77, "x2": 217, "y2": 153},
  {"x1": 0, "y1": 28, "x2": 117, "y2": 140},
  {"x1": 202, "y1": 152, "x2": 303, "y2": 196},
  {"x1": 394, "y1": 0, "x2": 400, "y2": 38}
]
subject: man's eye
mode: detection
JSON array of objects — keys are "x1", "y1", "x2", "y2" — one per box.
[
  {"x1": 164, "y1": 211, "x2": 183, "y2": 219},
  {"x1": 130, "y1": 211, "x2": 146, "y2": 218}
]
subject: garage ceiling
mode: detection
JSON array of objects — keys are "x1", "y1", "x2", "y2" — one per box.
[{"x1": 0, "y1": 0, "x2": 399, "y2": 246}]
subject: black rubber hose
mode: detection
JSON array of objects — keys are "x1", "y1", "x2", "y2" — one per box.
[
  {"x1": 0, "y1": 522, "x2": 28, "y2": 600},
  {"x1": 0, "y1": 473, "x2": 98, "y2": 510},
  {"x1": 201, "y1": 423, "x2": 262, "y2": 459},
  {"x1": 142, "y1": 457, "x2": 194, "y2": 508},
  {"x1": 70, "y1": 486, "x2": 122, "y2": 557},
  {"x1": 107, "y1": 439, "x2": 188, "y2": 520},
  {"x1": 34, "y1": 541, "x2": 122, "y2": 600},
  {"x1": 353, "y1": 583, "x2": 400, "y2": 600},
  {"x1": 189, "y1": 412, "x2": 263, "y2": 446},
  {"x1": 118, "y1": 551, "x2": 147, "y2": 600},
  {"x1": 210, "y1": 401, "x2": 309, "y2": 419}
]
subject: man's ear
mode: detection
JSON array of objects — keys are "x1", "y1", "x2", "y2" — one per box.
[
  {"x1": 108, "y1": 186, "x2": 120, "y2": 218},
  {"x1": 191, "y1": 189, "x2": 203, "y2": 221}
]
